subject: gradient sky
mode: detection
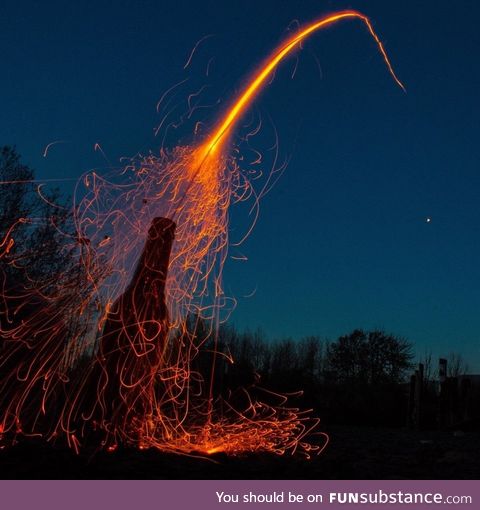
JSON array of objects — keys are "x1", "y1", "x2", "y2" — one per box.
[{"x1": 1, "y1": 0, "x2": 479, "y2": 368}]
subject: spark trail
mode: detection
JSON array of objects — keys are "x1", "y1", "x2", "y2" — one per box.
[
  {"x1": 0, "y1": 11, "x2": 403, "y2": 457},
  {"x1": 201, "y1": 10, "x2": 404, "y2": 159}
]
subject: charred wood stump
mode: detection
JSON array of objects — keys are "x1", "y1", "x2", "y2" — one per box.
[{"x1": 76, "y1": 217, "x2": 175, "y2": 445}]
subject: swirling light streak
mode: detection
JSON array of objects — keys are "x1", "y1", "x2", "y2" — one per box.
[{"x1": 0, "y1": 11, "x2": 403, "y2": 457}]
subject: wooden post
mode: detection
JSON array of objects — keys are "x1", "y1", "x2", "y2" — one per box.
[
  {"x1": 407, "y1": 363, "x2": 424, "y2": 429},
  {"x1": 413, "y1": 363, "x2": 424, "y2": 429},
  {"x1": 438, "y1": 358, "x2": 448, "y2": 428},
  {"x1": 407, "y1": 374, "x2": 416, "y2": 428}
]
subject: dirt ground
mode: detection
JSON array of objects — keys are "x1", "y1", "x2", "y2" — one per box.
[{"x1": 0, "y1": 426, "x2": 479, "y2": 479}]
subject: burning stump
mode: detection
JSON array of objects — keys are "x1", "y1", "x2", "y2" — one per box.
[{"x1": 78, "y1": 217, "x2": 176, "y2": 445}]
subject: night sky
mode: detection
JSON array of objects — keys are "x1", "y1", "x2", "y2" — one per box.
[{"x1": 1, "y1": 1, "x2": 479, "y2": 368}]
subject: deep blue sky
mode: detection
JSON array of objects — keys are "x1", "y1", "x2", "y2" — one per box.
[{"x1": 1, "y1": 1, "x2": 479, "y2": 368}]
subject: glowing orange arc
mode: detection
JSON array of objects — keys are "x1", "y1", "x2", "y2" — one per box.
[{"x1": 203, "y1": 10, "x2": 405, "y2": 158}]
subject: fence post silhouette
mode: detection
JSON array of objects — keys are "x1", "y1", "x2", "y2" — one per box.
[{"x1": 408, "y1": 363, "x2": 424, "y2": 429}]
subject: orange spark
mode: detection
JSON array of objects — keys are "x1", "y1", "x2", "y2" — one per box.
[{"x1": 43, "y1": 140, "x2": 67, "y2": 158}]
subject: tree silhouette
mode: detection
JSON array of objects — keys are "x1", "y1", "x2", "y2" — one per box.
[
  {"x1": 327, "y1": 329, "x2": 414, "y2": 385},
  {"x1": 0, "y1": 146, "x2": 80, "y2": 435},
  {"x1": 0, "y1": 146, "x2": 73, "y2": 293},
  {"x1": 447, "y1": 352, "x2": 469, "y2": 377}
]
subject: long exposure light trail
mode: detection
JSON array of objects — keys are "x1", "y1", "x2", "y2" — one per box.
[
  {"x1": 201, "y1": 10, "x2": 404, "y2": 159},
  {"x1": 0, "y1": 10, "x2": 403, "y2": 458}
]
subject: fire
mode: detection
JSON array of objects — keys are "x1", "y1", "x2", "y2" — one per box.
[{"x1": 0, "y1": 11, "x2": 403, "y2": 457}]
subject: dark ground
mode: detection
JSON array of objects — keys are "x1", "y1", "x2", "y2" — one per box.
[{"x1": 1, "y1": 426, "x2": 479, "y2": 479}]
